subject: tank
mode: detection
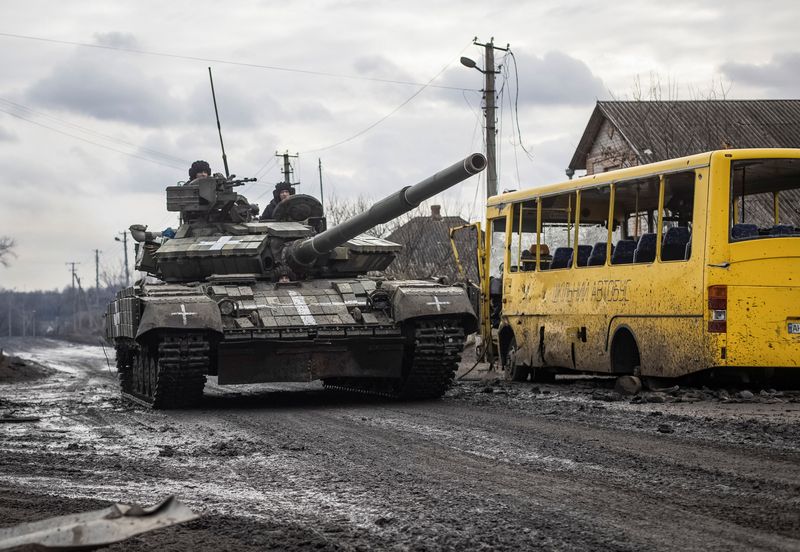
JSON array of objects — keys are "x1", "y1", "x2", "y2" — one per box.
[{"x1": 106, "y1": 153, "x2": 487, "y2": 408}]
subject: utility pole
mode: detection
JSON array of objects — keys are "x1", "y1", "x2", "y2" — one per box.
[
  {"x1": 277, "y1": 151, "x2": 299, "y2": 185},
  {"x1": 115, "y1": 232, "x2": 130, "y2": 287},
  {"x1": 66, "y1": 262, "x2": 80, "y2": 333},
  {"x1": 461, "y1": 37, "x2": 509, "y2": 199},
  {"x1": 94, "y1": 249, "x2": 101, "y2": 306},
  {"x1": 318, "y1": 158, "x2": 324, "y2": 212}
]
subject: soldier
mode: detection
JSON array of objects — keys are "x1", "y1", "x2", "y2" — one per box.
[
  {"x1": 188, "y1": 160, "x2": 211, "y2": 182},
  {"x1": 260, "y1": 182, "x2": 296, "y2": 220}
]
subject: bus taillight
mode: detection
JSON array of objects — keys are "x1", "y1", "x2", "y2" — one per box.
[{"x1": 708, "y1": 285, "x2": 727, "y2": 333}]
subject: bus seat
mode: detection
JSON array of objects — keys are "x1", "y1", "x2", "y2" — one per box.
[
  {"x1": 588, "y1": 242, "x2": 609, "y2": 266},
  {"x1": 685, "y1": 242, "x2": 692, "y2": 260},
  {"x1": 770, "y1": 224, "x2": 796, "y2": 235},
  {"x1": 633, "y1": 233, "x2": 657, "y2": 263},
  {"x1": 520, "y1": 249, "x2": 536, "y2": 271},
  {"x1": 550, "y1": 247, "x2": 573, "y2": 269},
  {"x1": 568, "y1": 245, "x2": 592, "y2": 267},
  {"x1": 732, "y1": 223, "x2": 758, "y2": 240},
  {"x1": 662, "y1": 227, "x2": 690, "y2": 261},
  {"x1": 611, "y1": 240, "x2": 636, "y2": 264}
]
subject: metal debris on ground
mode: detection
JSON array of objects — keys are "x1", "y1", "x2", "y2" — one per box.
[{"x1": 0, "y1": 495, "x2": 197, "y2": 551}]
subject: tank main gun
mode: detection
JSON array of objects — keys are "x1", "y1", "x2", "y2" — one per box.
[{"x1": 285, "y1": 153, "x2": 486, "y2": 269}]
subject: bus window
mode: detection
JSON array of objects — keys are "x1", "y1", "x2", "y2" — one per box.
[
  {"x1": 730, "y1": 159, "x2": 800, "y2": 240},
  {"x1": 577, "y1": 186, "x2": 611, "y2": 267},
  {"x1": 489, "y1": 217, "x2": 507, "y2": 277},
  {"x1": 661, "y1": 171, "x2": 695, "y2": 261},
  {"x1": 510, "y1": 201, "x2": 538, "y2": 272},
  {"x1": 540, "y1": 192, "x2": 576, "y2": 270},
  {"x1": 611, "y1": 176, "x2": 660, "y2": 264}
]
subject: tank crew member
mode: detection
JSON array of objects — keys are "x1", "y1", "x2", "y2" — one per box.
[
  {"x1": 260, "y1": 182, "x2": 296, "y2": 220},
  {"x1": 188, "y1": 160, "x2": 211, "y2": 182}
]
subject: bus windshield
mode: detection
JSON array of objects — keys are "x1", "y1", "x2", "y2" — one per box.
[{"x1": 730, "y1": 158, "x2": 800, "y2": 240}]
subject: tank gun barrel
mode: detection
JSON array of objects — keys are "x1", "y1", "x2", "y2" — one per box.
[{"x1": 289, "y1": 153, "x2": 486, "y2": 266}]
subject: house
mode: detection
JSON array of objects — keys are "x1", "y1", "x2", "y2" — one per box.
[
  {"x1": 568, "y1": 100, "x2": 800, "y2": 175},
  {"x1": 385, "y1": 206, "x2": 479, "y2": 283}
]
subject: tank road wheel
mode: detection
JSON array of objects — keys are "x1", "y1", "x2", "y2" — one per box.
[
  {"x1": 503, "y1": 337, "x2": 529, "y2": 382},
  {"x1": 115, "y1": 342, "x2": 135, "y2": 395},
  {"x1": 123, "y1": 333, "x2": 209, "y2": 409}
]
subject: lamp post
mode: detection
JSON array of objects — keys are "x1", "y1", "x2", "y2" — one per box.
[{"x1": 460, "y1": 38, "x2": 508, "y2": 199}]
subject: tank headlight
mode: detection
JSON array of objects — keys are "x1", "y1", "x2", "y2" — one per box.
[{"x1": 218, "y1": 299, "x2": 236, "y2": 316}]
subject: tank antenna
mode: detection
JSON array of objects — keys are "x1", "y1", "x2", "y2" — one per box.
[{"x1": 208, "y1": 67, "x2": 230, "y2": 178}]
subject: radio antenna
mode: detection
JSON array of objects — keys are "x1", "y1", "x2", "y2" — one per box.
[{"x1": 208, "y1": 67, "x2": 230, "y2": 178}]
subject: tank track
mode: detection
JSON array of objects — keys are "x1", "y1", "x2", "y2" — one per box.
[
  {"x1": 119, "y1": 333, "x2": 209, "y2": 409},
  {"x1": 323, "y1": 319, "x2": 465, "y2": 399}
]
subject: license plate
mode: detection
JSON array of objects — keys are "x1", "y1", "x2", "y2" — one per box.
[{"x1": 789, "y1": 323, "x2": 800, "y2": 335}]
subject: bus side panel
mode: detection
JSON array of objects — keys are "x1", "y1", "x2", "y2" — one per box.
[{"x1": 609, "y1": 316, "x2": 705, "y2": 377}]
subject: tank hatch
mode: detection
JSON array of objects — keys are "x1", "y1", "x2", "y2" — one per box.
[{"x1": 155, "y1": 234, "x2": 271, "y2": 282}]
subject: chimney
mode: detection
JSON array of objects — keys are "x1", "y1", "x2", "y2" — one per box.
[{"x1": 430, "y1": 204, "x2": 442, "y2": 221}]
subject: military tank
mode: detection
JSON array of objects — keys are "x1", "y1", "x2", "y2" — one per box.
[{"x1": 106, "y1": 153, "x2": 486, "y2": 408}]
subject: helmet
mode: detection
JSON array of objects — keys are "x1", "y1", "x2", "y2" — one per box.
[
  {"x1": 189, "y1": 160, "x2": 211, "y2": 180},
  {"x1": 273, "y1": 182, "x2": 296, "y2": 201}
]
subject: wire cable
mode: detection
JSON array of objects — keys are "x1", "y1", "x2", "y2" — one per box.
[
  {"x1": 0, "y1": 106, "x2": 185, "y2": 170},
  {"x1": 0, "y1": 96, "x2": 189, "y2": 165},
  {"x1": 0, "y1": 31, "x2": 476, "y2": 92},
  {"x1": 299, "y1": 42, "x2": 473, "y2": 155},
  {"x1": 509, "y1": 51, "x2": 534, "y2": 160}
]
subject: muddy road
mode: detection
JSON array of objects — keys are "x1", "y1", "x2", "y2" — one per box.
[{"x1": 1, "y1": 338, "x2": 799, "y2": 551}]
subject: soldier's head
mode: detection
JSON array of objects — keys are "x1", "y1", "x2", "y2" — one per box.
[
  {"x1": 273, "y1": 182, "x2": 295, "y2": 202},
  {"x1": 189, "y1": 160, "x2": 211, "y2": 180}
]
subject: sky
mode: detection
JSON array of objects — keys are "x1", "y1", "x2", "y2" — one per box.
[{"x1": 0, "y1": 0, "x2": 797, "y2": 290}]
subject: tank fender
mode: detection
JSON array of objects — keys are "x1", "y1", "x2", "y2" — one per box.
[
  {"x1": 136, "y1": 296, "x2": 223, "y2": 339},
  {"x1": 390, "y1": 285, "x2": 478, "y2": 333}
]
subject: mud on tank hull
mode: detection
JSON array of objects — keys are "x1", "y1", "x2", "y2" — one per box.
[{"x1": 106, "y1": 278, "x2": 477, "y2": 408}]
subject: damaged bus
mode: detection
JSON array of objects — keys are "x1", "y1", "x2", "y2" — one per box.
[{"x1": 478, "y1": 149, "x2": 800, "y2": 384}]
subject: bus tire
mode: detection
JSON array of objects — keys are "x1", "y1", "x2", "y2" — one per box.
[
  {"x1": 611, "y1": 328, "x2": 641, "y2": 375},
  {"x1": 503, "y1": 336, "x2": 529, "y2": 382}
]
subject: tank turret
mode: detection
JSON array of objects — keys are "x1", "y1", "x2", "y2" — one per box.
[{"x1": 134, "y1": 154, "x2": 486, "y2": 283}]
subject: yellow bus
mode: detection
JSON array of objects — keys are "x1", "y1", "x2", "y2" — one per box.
[{"x1": 481, "y1": 148, "x2": 800, "y2": 384}]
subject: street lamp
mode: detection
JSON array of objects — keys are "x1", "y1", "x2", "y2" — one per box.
[{"x1": 460, "y1": 43, "x2": 503, "y2": 199}]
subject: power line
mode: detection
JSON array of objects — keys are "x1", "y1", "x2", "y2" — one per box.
[
  {"x1": 0, "y1": 31, "x2": 476, "y2": 92},
  {"x1": 0, "y1": 96, "x2": 189, "y2": 165},
  {"x1": 300, "y1": 43, "x2": 473, "y2": 155},
  {"x1": 0, "y1": 105, "x2": 185, "y2": 170}
]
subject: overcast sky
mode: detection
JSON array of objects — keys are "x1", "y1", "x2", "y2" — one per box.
[{"x1": 0, "y1": 0, "x2": 797, "y2": 290}]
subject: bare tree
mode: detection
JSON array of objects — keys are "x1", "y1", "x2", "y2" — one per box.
[{"x1": 0, "y1": 237, "x2": 16, "y2": 267}]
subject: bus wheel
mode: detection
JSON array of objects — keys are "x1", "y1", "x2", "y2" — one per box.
[
  {"x1": 503, "y1": 337, "x2": 529, "y2": 382},
  {"x1": 611, "y1": 328, "x2": 640, "y2": 375}
]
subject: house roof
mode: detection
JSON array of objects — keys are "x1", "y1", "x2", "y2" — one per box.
[
  {"x1": 568, "y1": 100, "x2": 800, "y2": 170},
  {"x1": 385, "y1": 215, "x2": 479, "y2": 282}
]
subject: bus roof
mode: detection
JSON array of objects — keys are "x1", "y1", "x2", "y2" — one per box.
[{"x1": 487, "y1": 148, "x2": 800, "y2": 206}]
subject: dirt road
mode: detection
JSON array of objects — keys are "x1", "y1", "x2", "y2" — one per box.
[{"x1": 1, "y1": 338, "x2": 799, "y2": 551}]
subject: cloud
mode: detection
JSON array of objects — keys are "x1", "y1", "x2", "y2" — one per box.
[
  {"x1": 436, "y1": 50, "x2": 604, "y2": 107},
  {"x1": 25, "y1": 35, "x2": 182, "y2": 127},
  {"x1": 92, "y1": 31, "x2": 139, "y2": 49},
  {"x1": 720, "y1": 52, "x2": 800, "y2": 96},
  {"x1": 0, "y1": 125, "x2": 16, "y2": 142}
]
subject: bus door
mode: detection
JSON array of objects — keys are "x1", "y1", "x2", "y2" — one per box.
[
  {"x1": 486, "y1": 214, "x2": 508, "y2": 359},
  {"x1": 449, "y1": 222, "x2": 484, "y2": 333}
]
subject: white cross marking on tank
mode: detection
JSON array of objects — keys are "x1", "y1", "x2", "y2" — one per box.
[
  {"x1": 170, "y1": 304, "x2": 197, "y2": 326},
  {"x1": 198, "y1": 236, "x2": 243, "y2": 250},
  {"x1": 426, "y1": 296, "x2": 450, "y2": 312}
]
